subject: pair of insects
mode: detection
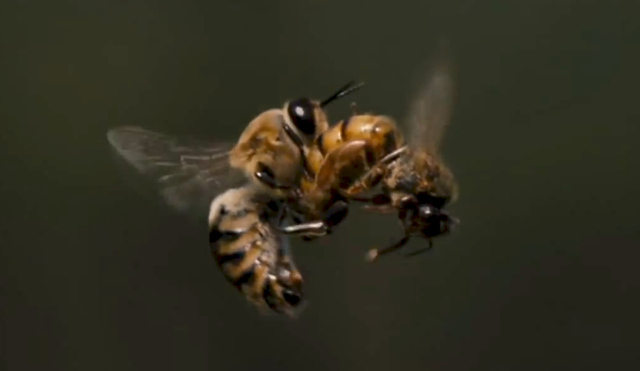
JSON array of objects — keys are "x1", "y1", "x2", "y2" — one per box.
[{"x1": 107, "y1": 61, "x2": 459, "y2": 317}]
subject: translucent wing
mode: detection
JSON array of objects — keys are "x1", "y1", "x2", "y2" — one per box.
[
  {"x1": 405, "y1": 58, "x2": 455, "y2": 154},
  {"x1": 107, "y1": 126, "x2": 246, "y2": 218}
]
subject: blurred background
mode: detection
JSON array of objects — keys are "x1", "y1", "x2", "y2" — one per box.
[{"x1": 1, "y1": 1, "x2": 638, "y2": 370}]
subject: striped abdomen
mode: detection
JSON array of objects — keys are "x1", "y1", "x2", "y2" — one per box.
[{"x1": 208, "y1": 188, "x2": 303, "y2": 316}]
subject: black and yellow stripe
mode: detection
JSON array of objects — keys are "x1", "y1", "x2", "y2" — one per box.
[{"x1": 208, "y1": 187, "x2": 304, "y2": 316}]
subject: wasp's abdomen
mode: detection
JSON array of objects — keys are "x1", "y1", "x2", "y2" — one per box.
[{"x1": 314, "y1": 114, "x2": 404, "y2": 169}]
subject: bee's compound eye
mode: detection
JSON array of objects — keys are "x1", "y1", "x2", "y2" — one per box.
[
  {"x1": 282, "y1": 289, "x2": 302, "y2": 306},
  {"x1": 287, "y1": 98, "x2": 316, "y2": 136}
]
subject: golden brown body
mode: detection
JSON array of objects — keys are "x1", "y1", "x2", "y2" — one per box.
[
  {"x1": 287, "y1": 113, "x2": 407, "y2": 229},
  {"x1": 295, "y1": 61, "x2": 460, "y2": 259},
  {"x1": 287, "y1": 114, "x2": 405, "y2": 227},
  {"x1": 305, "y1": 114, "x2": 404, "y2": 178},
  {"x1": 296, "y1": 115, "x2": 458, "y2": 256}
]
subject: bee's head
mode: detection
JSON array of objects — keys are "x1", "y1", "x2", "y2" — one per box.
[
  {"x1": 282, "y1": 81, "x2": 364, "y2": 145},
  {"x1": 283, "y1": 98, "x2": 328, "y2": 144}
]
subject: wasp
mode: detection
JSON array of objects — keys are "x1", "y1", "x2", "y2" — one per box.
[
  {"x1": 290, "y1": 59, "x2": 460, "y2": 260},
  {"x1": 288, "y1": 111, "x2": 407, "y2": 233}
]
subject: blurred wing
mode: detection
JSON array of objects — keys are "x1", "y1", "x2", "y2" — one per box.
[
  {"x1": 405, "y1": 59, "x2": 455, "y2": 154},
  {"x1": 107, "y1": 126, "x2": 246, "y2": 217}
]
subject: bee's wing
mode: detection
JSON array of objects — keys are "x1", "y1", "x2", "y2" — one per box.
[
  {"x1": 405, "y1": 58, "x2": 455, "y2": 154},
  {"x1": 107, "y1": 126, "x2": 246, "y2": 218}
]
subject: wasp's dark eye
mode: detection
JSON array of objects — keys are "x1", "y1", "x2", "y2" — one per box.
[
  {"x1": 416, "y1": 192, "x2": 449, "y2": 208},
  {"x1": 287, "y1": 98, "x2": 316, "y2": 136}
]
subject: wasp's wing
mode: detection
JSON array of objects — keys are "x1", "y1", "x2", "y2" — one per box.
[
  {"x1": 107, "y1": 126, "x2": 246, "y2": 218},
  {"x1": 405, "y1": 58, "x2": 455, "y2": 154}
]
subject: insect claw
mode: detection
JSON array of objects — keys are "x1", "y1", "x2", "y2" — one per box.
[{"x1": 365, "y1": 249, "x2": 380, "y2": 262}]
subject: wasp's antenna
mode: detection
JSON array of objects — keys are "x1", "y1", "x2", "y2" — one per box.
[{"x1": 320, "y1": 80, "x2": 365, "y2": 107}]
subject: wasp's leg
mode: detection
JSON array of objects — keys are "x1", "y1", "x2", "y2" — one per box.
[
  {"x1": 341, "y1": 146, "x2": 408, "y2": 197},
  {"x1": 362, "y1": 204, "x2": 396, "y2": 214},
  {"x1": 402, "y1": 239, "x2": 434, "y2": 258},
  {"x1": 337, "y1": 149, "x2": 385, "y2": 196},
  {"x1": 351, "y1": 194, "x2": 396, "y2": 213},
  {"x1": 341, "y1": 167, "x2": 385, "y2": 197},
  {"x1": 315, "y1": 140, "x2": 374, "y2": 191},
  {"x1": 379, "y1": 146, "x2": 408, "y2": 165},
  {"x1": 350, "y1": 194, "x2": 391, "y2": 203},
  {"x1": 366, "y1": 235, "x2": 411, "y2": 262}
]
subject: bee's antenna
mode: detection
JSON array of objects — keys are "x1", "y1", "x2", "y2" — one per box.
[{"x1": 320, "y1": 81, "x2": 365, "y2": 107}]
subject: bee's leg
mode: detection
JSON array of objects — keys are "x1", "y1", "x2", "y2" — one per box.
[
  {"x1": 255, "y1": 162, "x2": 292, "y2": 190},
  {"x1": 282, "y1": 124, "x2": 314, "y2": 180},
  {"x1": 277, "y1": 220, "x2": 328, "y2": 235},
  {"x1": 285, "y1": 201, "x2": 349, "y2": 241},
  {"x1": 366, "y1": 236, "x2": 410, "y2": 262},
  {"x1": 322, "y1": 200, "x2": 349, "y2": 227},
  {"x1": 289, "y1": 200, "x2": 349, "y2": 240},
  {"x1": 275, "y1": 203, "x2": 291, "y2": 227}
]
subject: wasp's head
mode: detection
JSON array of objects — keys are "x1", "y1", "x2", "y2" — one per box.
[
  {"x1": 399, "y1": 193, "x2": 458, "y2": 240},
  {"x1": 415, "y1": 204, "x2": 456, "y2": 239}
]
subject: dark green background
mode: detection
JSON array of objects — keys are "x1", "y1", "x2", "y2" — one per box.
[{"x1": 1, "y1": 1, "x2": 638, "y2": 370}]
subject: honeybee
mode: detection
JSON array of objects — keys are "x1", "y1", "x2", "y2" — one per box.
[
  {"x1": 106, "y1": 81, "x2": 364, "y2": 315},
  {"x1": 228, "y1": 81, "x2": 364, "y2": 197},
  {"x1": 291, "y1": 60, "x2": 459, "y2": 260},
  {"x1": 107, "y1": 126, "x2": 328, "y2": 316},
  {"x1": 106, "y1": 81, "x2": 363, "y2": 216}
]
